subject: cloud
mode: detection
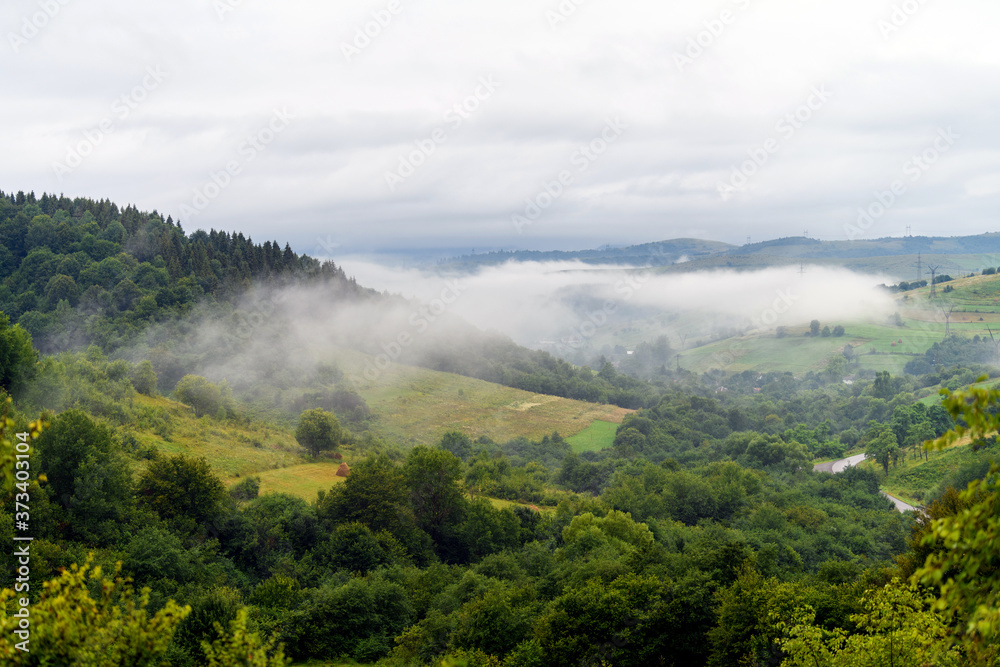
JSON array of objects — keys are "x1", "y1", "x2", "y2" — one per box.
[{"x1": 3, "y1": 0, "x2": 1000, "y2": 252}]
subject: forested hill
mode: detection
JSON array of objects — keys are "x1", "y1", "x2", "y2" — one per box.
[
  {"x1": 0, "y1": 190, "x2": 361, "y2": 353},
  {"x1": 0, "y1": 190, "x2": 656, "y2": 409}
]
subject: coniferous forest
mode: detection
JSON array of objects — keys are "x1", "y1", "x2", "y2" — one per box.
[{"x1": 1, "y1": 192, "x2": 998, "y2": 666}]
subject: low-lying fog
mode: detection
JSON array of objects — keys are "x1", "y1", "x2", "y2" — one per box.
[
  {"x1": 339, "y1": 259, "x2": 898, "y2": 348},
  {"x1": 122, "y1": 260, "x2": 899, "y2": 397}
]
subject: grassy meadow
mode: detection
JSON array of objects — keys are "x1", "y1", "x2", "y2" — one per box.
[
  {"x1": 331, "y1": 350, "x2": 631, "y2": 446},
  {"x1": 566, "y1": 419, "x2": 619, "y2": 453},
  {"x1": 672, "y1": 271, "x2": 1000, "y2": 375},
  {"x1": 130, "y1": 359, "x2": 631, "y2": 502}
]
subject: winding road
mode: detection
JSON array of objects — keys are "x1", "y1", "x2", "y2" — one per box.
[{"x1": 813, "y1": 454, "x2": 919, "y2": 513}]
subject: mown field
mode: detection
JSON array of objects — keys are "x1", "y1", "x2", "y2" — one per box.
[
  {"x1": 331, "y1": 350, "x2": 631, "y2": 446},
  {"x1": 566, "y1": 419, "x2": 619, "y2": 453}
]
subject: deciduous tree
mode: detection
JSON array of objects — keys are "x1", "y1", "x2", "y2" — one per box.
[{"x1": 294, "y1": 408, "x2": 341, "y2": 457}]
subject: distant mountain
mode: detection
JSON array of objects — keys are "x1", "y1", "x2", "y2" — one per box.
[
  {"x1": 437, "y1": 233, "x2": 1000, "y2": 274},
  {"x1": 436, "y1": 238, "x2": 735, "y2": 270},
  {"x1": 732, "y1": 234, "x2": 1000, "y2": 259}
]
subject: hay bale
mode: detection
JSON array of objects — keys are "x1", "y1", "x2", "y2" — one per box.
[{"x1": 336, "y1": 462, "x2": 351, "y2": 477}]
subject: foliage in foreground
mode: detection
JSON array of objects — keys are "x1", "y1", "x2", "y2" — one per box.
[{"x1": 0, "y1": 559, "x2": 289, "y2": 666}]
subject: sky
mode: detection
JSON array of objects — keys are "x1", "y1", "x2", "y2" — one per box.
[{"x1": 4, "y1": 0, "x2": 1000, "y2": 259}]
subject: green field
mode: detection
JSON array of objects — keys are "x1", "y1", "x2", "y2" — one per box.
[
  {"x1": 331, "y1": 350, "x2": 631, "y2": 446},
  {"x1": 255, "y1": 462, "x2": 348, "y2": 499},
  {"x1": 132, "y1": 394, "x2": 303, "y2": 479},
  {"x1": 131, "y1": 359, "x2": 631, "y2": 502},
  {"x1": 566, "y1": 420, "x2": 619, "y2": 453},
  {"x1": 670, "y1": 272, "x2": 1000, "y2": 375}
]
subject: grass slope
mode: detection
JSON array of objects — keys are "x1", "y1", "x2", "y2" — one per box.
[
  {"x1": 132, "y1": 394, "x2": 302, "y2": 480},
  {"x1": 566, "y1": 420, "x2": 619, "y2": 453},
  {"x1": 674, "y1": 272, "x2": 1000, "y2": 375},
  {"x1": 332, "y1": 351, "x2": 631, "y2": 446},
  {"x1": 254, "y1": 462, "x2": 348, "y2": 499},
  {"x1": 864, "y1": 434, "x2": 998, "y2": 506},
  {"x1": 130, "y1": 358, "x2": 631, "y2": 501}
]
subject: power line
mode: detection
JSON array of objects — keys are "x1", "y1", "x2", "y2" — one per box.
[{"x1": 927, "y1": 264, "x2": 941, "y2": 298}]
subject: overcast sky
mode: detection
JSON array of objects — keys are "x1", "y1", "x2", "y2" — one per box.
[{"x1": 3, "y1": 0, "x2": 999, "y2": 258}]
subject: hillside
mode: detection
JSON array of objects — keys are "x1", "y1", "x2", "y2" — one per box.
[
  {"x1": 437, "y1": 238, "x2": 735, "y2": 270},
  {"x1": 672, "y1": 271, "x2": 1000, "y2": 375},
  {"x1": 0, "y1": 190, "x2": 657, "y2": 410},
  {"x1": 333, "y1": 349, "x2": 631, "y2": 447},
  {"x1": 3, "y1": 192, "x2": 998, "y2": 667},
  {"x1": 437, "y1": 233, "x2": 1000, "y2": 275},
  {"x1": 31, "y1": 353, "x2": 628, "y2": 501},
  {"x1": 864, "y1": 431, "x2": 1000, "y2": 507}
]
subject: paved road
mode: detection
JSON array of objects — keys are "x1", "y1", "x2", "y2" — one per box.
[
  {"x1": 880, "y1": 491, "x2": 919, "y2": 512},
  {"x1": 813, "y1": 453, "x2": 919, "y2": 513},
  {"x1": 813, "y1": 453, "x2": 867, "y2": 474}
]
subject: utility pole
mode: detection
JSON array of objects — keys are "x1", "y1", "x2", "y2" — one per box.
[
  {"x1": 913, "y1": 252, "x2": 922, "y2": 283},
  {"x1": 944, "y1": 305, "x2": 955, "y2": 337},
  {"x1": 927, "y1": 264, "x2": 940, "y2": 298},
  {"x1": 988, "y1": 327, "x2": 1000, "y2": 367}
]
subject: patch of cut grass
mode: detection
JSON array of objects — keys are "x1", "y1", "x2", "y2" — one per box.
[
  {"x1": 253, "y1": 462, "x2": 348, "y2": 500},
  {"x1": 566, "y1": 420, "x2": 619, "y2": 453}
]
